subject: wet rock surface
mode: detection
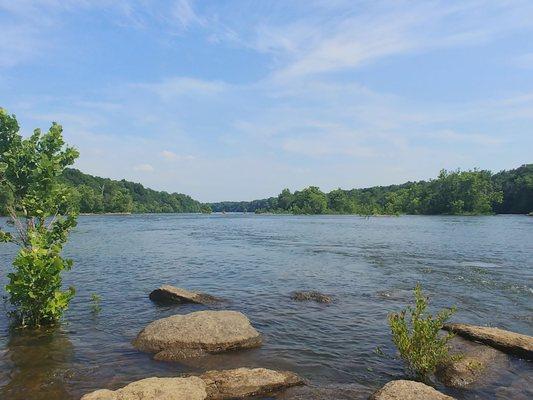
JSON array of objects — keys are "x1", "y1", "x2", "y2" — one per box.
[
  {"x1": 437, "y1": 337, "x2": 508, "y2": 388},
  {"x1": 443, "y1": 323, "x2": 533, "y2": 359},
  {"x1": 149, "y1": 285, "x2": 220, "y2": 305},
  {"x1": 80, "y1": 376, "x2": 207, "y2": 400},
  {"x1": 369, "y1": 380, "x2": 455, "y2": 400},
  {"x1": 81, "y1": 368, "x2": 302, "y2": 400},
  {"x1": 133, "y1": 310, "x2": 262, "y2": 361},
  {"x1": 199, "y1": 367, "x2": 304, "y2": 399}
]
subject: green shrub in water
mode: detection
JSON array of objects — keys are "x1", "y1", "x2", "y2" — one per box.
[
  {"x1": 388, "y1": 283, "x2": 456, "y2": 381},
  {"x1": 90, "y1": 293, "x2": 102, "y2": 314},
  {"x1": 0, "y1": 108, "x2": 79, "y2": 327}
]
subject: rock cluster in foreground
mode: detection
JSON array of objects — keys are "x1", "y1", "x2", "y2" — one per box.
[
  {"x1": 149, "y1": 285, "x2": 220, "y2": 305},
  {"x1": 133, "y1": 310, "x2": 262, "y2": 360},
  {"x1": 443, "y1": 323, "x2": 533, "y2": 359},
  {"x1": 81, "y1": 368, "x2": 304, "y2": 400},
  {"x1": 370, "y1": 380, "x2": 455, "y2": 400}
]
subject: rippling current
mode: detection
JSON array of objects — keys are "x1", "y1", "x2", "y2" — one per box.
[{"x1": 0, "y1": 214, "x2": 531, "y2": 399}]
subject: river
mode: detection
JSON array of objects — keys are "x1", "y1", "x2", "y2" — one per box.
[{"x1": 0, "y1": 214, "x2": 531, "y2": 399}]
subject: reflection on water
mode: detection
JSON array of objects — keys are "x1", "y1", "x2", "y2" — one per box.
[
  {"x1": 0, "y1": 214, "x2": 531, "y2": 399},
  {"x1": 0, "y1": 327, "x2": 74, "y2": 400}
]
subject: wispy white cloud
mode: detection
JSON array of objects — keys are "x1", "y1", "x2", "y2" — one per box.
[
  {"x1": 161, "y1": 150, "x2": 177, "y2": 160},
  {"x1": 161, "y1": 150, "x2": 195, "y2": 161},
  {"x1": 425, "y1": 130, "x2": 503, "y2": 146},
  {"x1": 133, "y1": 77, "x2": 228, "y2": 100},
  {"x1": 133, "y1": 163, "x2": 154, "y2": 172},
  {"x1": 510, "y1": 53, "x2": 533, "y2": 69},
  {"x1": 170, "y1": 0, "x2": 205, "y2": 30},
  {"x1": 263, "y1": 1, "x2": 533, "y2": 80}
]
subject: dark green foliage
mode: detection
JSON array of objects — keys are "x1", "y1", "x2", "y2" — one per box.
[
  {"x1": 59, "y1": 168, "x2": 206, "y2": 214},
  {"x1": 492, "y1": 164, "x2": 533, "y2": 214},
  {"x1": 388, "y1": 284, "x2": 457, "y2": 381},
  {"x1": 210, "y1": 166, "x2": 533, "y2": 215},
  {"x1": 0, "y1": 108, "x2": 78, "y2": 327}
]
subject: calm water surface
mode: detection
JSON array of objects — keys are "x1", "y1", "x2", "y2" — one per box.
[{"x1": 0, "y1": 214, "x2": 531, "y2": 399}]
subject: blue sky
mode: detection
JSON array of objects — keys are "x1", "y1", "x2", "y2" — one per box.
[{"x1": 1, "y1": 0, "x2": 532, "y2": 202}]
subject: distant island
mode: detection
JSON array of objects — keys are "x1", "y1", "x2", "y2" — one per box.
[{"x1": 1, "y1": 164, "x2": 530, "y2": 216}]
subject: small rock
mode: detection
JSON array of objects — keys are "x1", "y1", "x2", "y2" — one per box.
[
  {"x1": 133, "y1": 310, "x2": 262, "y2": 361},
  {"x1": 369, "y1": 380, "x2": 454, "y2": 400},
  {"x1": 80, "y1": 376, "x2": 207, "y2": 400},
  {"x1": 376, "y1": 289, "x2": 413, "y2": 301},
  {"x1": 199, "y1": 367, "x2": 304, "y2": 399},
  {"x1": 291, "y1": 291, "x2": 332, "y2": 303},
  {"x1": 443, "y1": 323, "x2": 533, "y2": 360},
  {"x1": 149, "y1": 285, "x2": 220, "y2": 305}
]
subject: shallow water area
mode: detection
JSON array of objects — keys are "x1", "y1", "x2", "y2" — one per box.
[{"x1": 0, "y1": 214, "x2": 531, "y2": 399}]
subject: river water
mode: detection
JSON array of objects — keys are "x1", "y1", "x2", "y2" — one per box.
[{"x1": 0, "y1": 214, "x2": 531, "y2": 399}]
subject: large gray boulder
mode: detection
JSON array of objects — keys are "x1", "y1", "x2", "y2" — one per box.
[
  {"x1": 133, "y1": 310, "x2": 262, "y2": 360},
  {"x1": 443, "y1": 323, "x2": 533, "y2": 359},
  {"x1": 149, "y1": 285, "x2": 220, "y2": 305},
  {"x1": 81, "y1": 368, "x2": 302, "y2": 400},
  {"x1": 369, "y1": 380, "x2": 454, "y2": 400},
  {"x1": 199, "y1": 367, "x2": 304, "y2": 399},
  {"x1": 80, "y1": 376, "x2": 207, "y2": 400}
]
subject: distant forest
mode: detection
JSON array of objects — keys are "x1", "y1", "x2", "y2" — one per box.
[
  {"x1": 210, "y1": 164, "x2": 533, "y2": 215},
  {"x1": 0, "y1": 168, "x2": 209, "y2": 215},
  {"x1": 1, "y1": 164, "x2": 530, "y2": 216}
]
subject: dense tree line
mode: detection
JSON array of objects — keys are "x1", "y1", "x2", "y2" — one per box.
[
  {"x1": 60, "y1": 169, "x2": 211, "y2": 214},
  {"x1": 210, "y1": 165, "x2": 532, "y2": 215},
  {"x1": 0, "y1": 168, "x2": 209, "y2": 215}
]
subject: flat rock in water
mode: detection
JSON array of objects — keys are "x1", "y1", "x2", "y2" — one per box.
[
  {"x1": 370, "y1": 380, "x2": 454, "y2": 400},
  {"x1": 437, "y1": 337, "x2": 508, "y2": 388},
  {"x1": 149, "y1": 285, "x2": 220, "y2": 304},
  {"x1": 290, "y1": 291, "x2": 332, "y2": 303},
  {"x1": 80, "y1": 376, "x2": 207, "y2": 400},
  {"x1": 133, "y1": 310, "x2": 262, "y2": 360},
  {"x1": 199, "y1": 367, "x2": 304, "y2": 399},
  {"x1": 443, "y1": 323, "x2": 533, "y2": 359},
  {"x1": 81, "y1": 368, "x2": 302, "y2": 400}
]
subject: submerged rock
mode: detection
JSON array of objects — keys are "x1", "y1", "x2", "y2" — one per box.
[
  {"x1": 149, "y1": 285, "x2": 220, "y2": 305},
  {"x1": 437, "y1": 337, "x2": 508, "y2": 388},
  {"x1": 81, "y1": 368, "x2": 302, "y2": 400},
  {"x1": 199, "y1": 367, "x2": 304, "y2": 399},
  {"x1": 369, "y1": 380, "x2": 454, "y2": 400},
  {"x1": 291, "y1": 291, "x2": 332, "y2": 303},
  {"x1": 80, "y1": 376, "x2": 207, "y2": 400},
  {"x1": 133, "y1": 310, "x2": 262, "y2": 360},
  {"x1": 376, "y1": 289, "x2": 413, "y2": 301},
  {"x1": 443, "y1": 323, "x2": 533, "y2": 359}
]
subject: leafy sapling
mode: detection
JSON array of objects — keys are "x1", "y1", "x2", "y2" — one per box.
[
  {"x1": 0, "y1": 108, "x2": 79, "y2": 328},
  {"x1": 388, "y1": 283, "x2": 457, "y2": 381}
]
